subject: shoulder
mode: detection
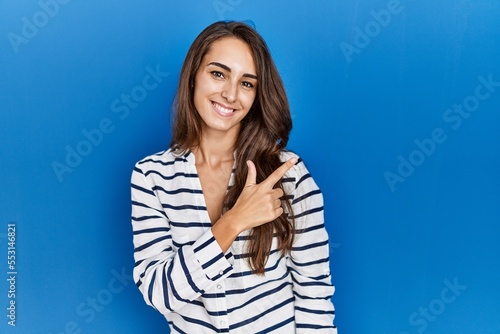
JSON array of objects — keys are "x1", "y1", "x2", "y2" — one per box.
[
  {"x1": 279, "y1": 150, "x2": 318, "y2": 190},
  {"x1": 133, "y1": 148, "x2": 192, "y2": 174},
  {"x1": 279, "y1": 150, "x2": 309, "y2": 176}
]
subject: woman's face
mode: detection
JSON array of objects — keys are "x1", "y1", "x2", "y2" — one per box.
[{"x1": 193, "y1": 37, "x2": 258, "y2": 136}]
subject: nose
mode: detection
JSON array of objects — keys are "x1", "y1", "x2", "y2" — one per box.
[{"x1": 221, "y1": 80, "x2": 237, "y2": 103}]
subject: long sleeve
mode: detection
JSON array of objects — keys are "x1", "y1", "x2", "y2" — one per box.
[
  {"x1": 285, "y1": 155, "x2": 337, "y2": 333},
  {"x1": 131, "y1": 163, "x2": 234, "y2": 315}
]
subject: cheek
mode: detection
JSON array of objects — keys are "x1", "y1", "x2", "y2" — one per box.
[
  {"x1": 193, "y1": 80, "x2": 212, "y2": 109},
  {"x1": 241, "y1": 91, "x2": 257, "y2": 109}
]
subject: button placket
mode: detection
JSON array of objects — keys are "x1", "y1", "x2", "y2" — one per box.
[{"x1": 213, "y1": 281, "x2": 228, "y2": 331}]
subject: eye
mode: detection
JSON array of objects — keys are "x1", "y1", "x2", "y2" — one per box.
[
  {"x1": 241, "y1": 81, "x2": 254, "y2": 89},
  {"x1": 210, "y1": 71, "x2": 225, "y2": 79}
]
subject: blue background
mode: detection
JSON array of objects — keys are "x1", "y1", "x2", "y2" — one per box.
[{"x1": 1, "y1": 0, "x2": 499, "y2": 333}]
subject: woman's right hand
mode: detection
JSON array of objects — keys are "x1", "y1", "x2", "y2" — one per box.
[
  {"x1": 228, "y1": 158, "x2": 298, "y2": 231},
  {"x1": 212, "y1": 157, "x2": 297, "y2": 252},
  {"x1": 212, "y1": 158, "x2": 297, "y2": 253}
]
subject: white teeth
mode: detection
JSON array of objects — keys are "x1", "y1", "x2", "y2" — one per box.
[{"x1": 213, "y1": 102, "x2": 234, "y2": 114}]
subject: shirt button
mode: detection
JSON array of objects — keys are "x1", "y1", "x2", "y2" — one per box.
[
  {"x1": 216, "y1": 284, "x2": 222, "y2": 289},
  {"x1": 220, "y1": 320, "x2": 226, "y2": 326},
  {"x1": 219, "y1": 270, "x2": 224, "y2": 276}
]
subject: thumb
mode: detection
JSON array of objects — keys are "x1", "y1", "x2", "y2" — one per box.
[{"x1": 245, "y1": 160, "x2": 257, "y2": 187}]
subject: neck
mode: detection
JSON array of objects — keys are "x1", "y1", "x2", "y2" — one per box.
[{"x1": 193, "y1": 126, "x2": 238, "y2": 167}]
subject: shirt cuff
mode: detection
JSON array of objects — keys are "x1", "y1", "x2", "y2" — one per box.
[{"x1": 192, "y1": 229, "x2": 234, "y2": 281}]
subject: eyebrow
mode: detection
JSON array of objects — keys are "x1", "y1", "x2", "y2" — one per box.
[{"x1": 207, "y1": 61, "x2": 258, "y2": 80}]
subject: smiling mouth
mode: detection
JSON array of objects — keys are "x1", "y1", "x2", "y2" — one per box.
[{"x1": 212, "y1": 101, "x2": 235, "y2": 115}]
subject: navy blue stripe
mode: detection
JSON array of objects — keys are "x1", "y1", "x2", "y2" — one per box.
[
  {"x1": 147, "y1": 271, "x2": 157, "y2": 307},
  {"x1": 227, "y1": 281, "x2": 291, "y2": 313},
  {"x1": 152, "y1": 185, "x2": 203, "y2": 195},
  {"x1": 293, "y1": 278, "x2": 333, "y2": 288},
  {"x1": 179, "y1": 248, "x2": 203, "y2": 294},
  {"x1": 172, "y1": 239, "x2": 194, "y2": 248},
  {"x1": 179, "y1": 314, "x2": 224, "y2": 332},
  {"x1": 292, "y1": 239, "x2": 328, "y2": 252},
  {"x1": 133, "y1": 226, "x2": 170, "y2": 235},
  {"x1": 144, "y1": 259, "x2": 159, "y2": 272},
  {"x1": 294, "y1": 289, "x2": 333, "y2": 300},
  {"x1": 169, "y1": 322, "x2": 188, "y2": 334},
  {"x1": 201, "y1": 252, "x2": 224, "y2": 270},
  {"x1": 162, "y1": 203, "x2": 206, "y2": 211},
  {"x1": 295, "y1": 306, "x2": 335, "y2": 315},
  {"x1": 131, "y1": 182, "x2": 155, "y2": 196},
  {"x1": 134, "y1": 259, "x2": 144, "y2": 268},
  {"x1": 131, "y1": 200, "x2": 167, "y2": 218},
  {"x1": 292, "y1": 189, "x2": 321, "y2": 204},
  {"x1": 226, "y1": 271, "x2": 289, "y2": 295},
  {"x1": 295, "y1": 222, "x2": 324, "y2": 234},
  {"x1": 295, "y1": 173, "x2": 311, "y2": 189},
  {"x1": 194, "y1": 236, "x2": 215, "y2": 253},
  {"x1": 255, "y1": 316, "x2": 295, "y2": 334},
  {"x1": 170, "y1": 221, "x2": 211, "y2": 228},
  {"x1": 199, "y1": 291, "x2": 226, "y2": 298},
  {"x1": 132, "y1": 215, "x2": 165, "y2": 223},
  {"x1": 139, "y1": 156, "x2": 187, "y2": 166},
  {"x1": 289, "y1": 267, "x2": 331, "y2": 281},
  {"x1": 230, "y1": 252, "x2": 284, "y2": 277},
  {"x1": 230, "y1": 296, "x2": 294, "y2": 330},
  {"x1": 144, "y1": 170, "x2": 198, "y2": 180},
  {"x1": 294, "y1": 205, "x2": 323, "y2": 219},
  {"x1": 290, "y1": 256, "x2": 329, "y2": 267},
  {"x1": 135, "y1": 235, "x2": 171, "y2": 252},
  {"x1": 167, "y1": 258, "x2": 192, "y2": 306},
  {"x1": 210, "y1": 266, "x2": 232, "y2": 281},
  {"x1": 162, "y1": 264, "x2": 173, "y2": 312},
  {"x1": 297, "y1": 324, "x2": 336, "y2": 329}
]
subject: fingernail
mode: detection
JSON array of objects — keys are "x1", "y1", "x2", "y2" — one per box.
[{"x1": 290, "y1": 157, "x2": 298, "y2": 165}]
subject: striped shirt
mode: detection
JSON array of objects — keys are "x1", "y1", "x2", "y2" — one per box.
[{"x1": 131, "y1": 149, "x2": 337, "y2": 333}]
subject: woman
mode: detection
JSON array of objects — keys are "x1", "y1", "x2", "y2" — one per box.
[{"x1": 131, "y1": 21, "x2": 337, "y2": 333}]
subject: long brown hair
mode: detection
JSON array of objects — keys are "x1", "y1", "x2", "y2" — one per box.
[{"x1": 170, "y1": 21, "x2": 294, "y2": 275}]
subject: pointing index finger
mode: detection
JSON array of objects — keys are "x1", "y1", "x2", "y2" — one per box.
[{"x1": 263, "y1": 157, "x2": 298, "y2": 188}]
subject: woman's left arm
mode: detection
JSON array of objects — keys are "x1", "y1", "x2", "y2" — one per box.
[{"x1": 285, "y1": 156, "x2": 338, "y2": 333}]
